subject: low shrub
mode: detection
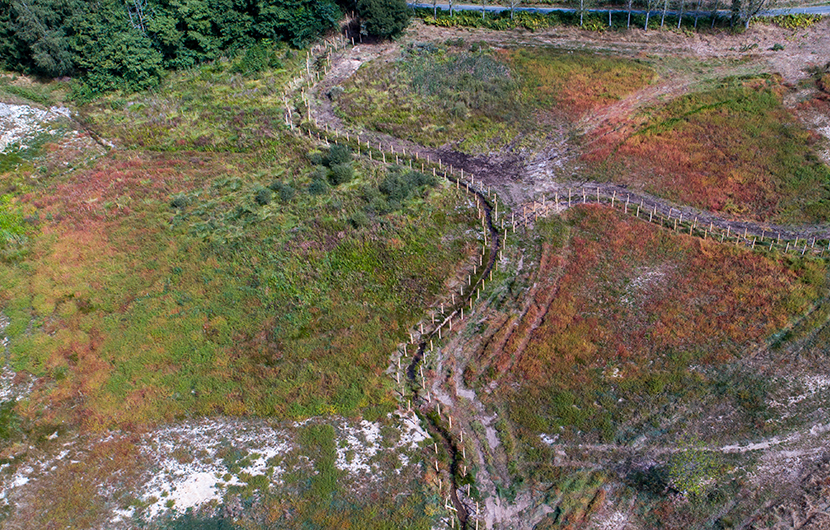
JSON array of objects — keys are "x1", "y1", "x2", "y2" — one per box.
[
  {"x1": 254, "y1": 186, "x2": 272, "y2": 205},
  {"x1": 325, "y1": 144, "x2": 352, "y2": 166},
  {"x1": 268, "y1": 181, "x2": 295, "y2": 202},
  {"x1": 379, "y1": 169, "x2": 437, "y2": 204},
  {"x1": 329, "y1": 163, "x2": 354, "y2": 185},
  {"x1": 308, "y1": 177, "x2": 328, "y2": 195}
]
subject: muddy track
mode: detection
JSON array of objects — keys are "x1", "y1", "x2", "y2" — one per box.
[
  {"x1": 295, "y1": 97, "x2": 502, "y2": 528},
  {"x1": 404, "y1": 171, "x2": 501, "y2": 529}
]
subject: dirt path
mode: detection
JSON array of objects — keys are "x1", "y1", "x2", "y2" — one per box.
[
  {"x1": 296, "y1": 20, "x2": 830, "y2": 528},
  {"x1": 309, "y1": 20, "x2": 830, "y2": 240},
  {"x1": 514, "y1": 181, "x2": 830, "y2": 242}
]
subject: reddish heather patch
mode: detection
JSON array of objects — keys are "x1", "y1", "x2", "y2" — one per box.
[
  {"x1": 28, "y1": 152, "x2": 215, "y2": 225},
  {"x1": 494, "y1": 206, "x2": 812, "y2": 390},
  {"x1": 583, "y1": 78, "x2": 829, "y2": 222}
]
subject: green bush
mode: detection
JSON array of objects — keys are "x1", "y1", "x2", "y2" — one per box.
[
  {"x1": 329, "y1": 163, "x2": 354, "y2": 185},
  {"x1": 254, "y1": 186, "x2": 272, "y2": 205},
  {"x1": 357, "y1": 0, "x2": 411, "y2": 39},
  {"x1": 308, "y1": 178, "x2": 329, "y2": 195},
  {"x1": 170, "y1": 195, "x2": 189, "y2": 209},
  {"x1": 325, "y1": 144, "x2": 352, "y2": 166},
  {"x1": 379, "y1": 168, "x2": 436, "y2": 204},
  {"x1": 233, "y1": 42, "x2": 282, "y2": 76},
  {"x1": 268, "y1": 181, "x2": 295, "y2": 202},
  {"x1": 307, "y1": 150, "x2": 324, "y2": 166},
  {"x1": 349, "y1": 210, "x2": 370, "y2": 228}
]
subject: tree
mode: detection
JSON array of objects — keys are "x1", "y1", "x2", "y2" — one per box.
[
  {"x1": 6, "y1": 0, "x2": 87, "y2": 76},
  {"x1": 254, "y1": 0, "x2": 341, "y2": 48},
  {"x1": 509, "y1": 0, "x2": 520, "y2": 20},
  {"x1": 644, "y1": 0, "x2": 662, "y2": 29},
  {"x1": 731, "y1": 0, "x2": 774, "y2": 28},
  {"x1": 71, "y1": 0, "x2": 162, "y2": 93},
  {"x1": 357, "y1": 0, "x2": 409, "y2": 39},
  {"x1": 693, "y1": 0, "x2": 703, "y2": 28},
  {"x1": 573, "y1": 0, "x2": 591, "y2": 27}
]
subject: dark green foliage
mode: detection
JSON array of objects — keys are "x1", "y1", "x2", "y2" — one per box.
[
  {"x1": 307, "y1": 150, "x2": 324, "y2": 165},
  {"x1": 626, "y1": 465, "x2": 669, "y2": 495},
  {"x1": 170, "y1": 195, "x2": 189, "y2": 209},
  {"x1": 71, "y1": 0, "x2": 163, "y2": 96},
  {"x1": 308, "y1": 177, "x2": 329, "y2": 195},
  {"x1": 2, "y1": 0, "x2": 87, "y2": 77},
  {"x1": 162, "y1": 513, "x2": 234, "y2": 530},
  {"x1": 325, "y1": 144, "x2": 352, "y2": 166},
  {"x1": 254, "y1": 0, "x2": 342, "y2": 48},
  {"x1": 329, "y1": 163, "x2": 354, "y2": 185},
  {"x1": 0, "y1": 0, "x2": 340, "y2": 92},
  {"x1": 0, "y1": 400, "x2": 20, "y2": 440},
  {"x1": 268, "y1": 180, "x2": 295, "y2": 202},
  {"x1": 232, "y1": 41, "x2": 283, "y2": 75},
  {"x1": 254, "y1": 186, "x2": 272, "y2": 205},
  {"x1": 348, "y1": 209, "x2": 369, "y2": 228},
  {"x1": 378, "y1": 168, "x2": 436, "y2": 205},
  {"x1": 357, "y1": 0, "x2": 410, "y2": 39}
]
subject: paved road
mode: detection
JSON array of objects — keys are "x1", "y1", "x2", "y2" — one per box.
[{"x1": 409, "y1": 2, "x2": 830, "y2": 17}]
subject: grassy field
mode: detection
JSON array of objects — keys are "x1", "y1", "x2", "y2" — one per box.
[
  {"x1": 505, "y1": 48, "x2": 655, "y2": 119},
  {"x1": 0, "y1": 49, "x2": 481, "y2": 528},
  {"x1": 336, "y1": 44, "x2": 653, "y2": 153},
  {"x1": 0, "y1": 53, "x2": 479, "y2": 433},
  {"x1": 584, "y1": 75, "x2": 830, "y2": 223},
  {"x1": 467, "y1": 205, "x2": 827, "y2": 470}
]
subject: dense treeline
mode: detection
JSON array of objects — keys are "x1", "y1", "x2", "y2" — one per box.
[{"x1": 0, "y1": 0, "x2": 342, "y2": 95}]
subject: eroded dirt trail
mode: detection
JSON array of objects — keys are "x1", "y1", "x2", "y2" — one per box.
[{"x1": 299, "y1": 20, "x2": 830, "y2": 528}]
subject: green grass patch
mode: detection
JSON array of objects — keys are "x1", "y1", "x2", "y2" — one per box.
[
  {"x1": 337, "y1": 44, "x2": 653, "y2": 152},
  {"x1": 506, "y1": 48, "x2": 655, "y2": 119},
  {"x1": 80, "y1": 51, "x2": 304, "y2": 153},
  {"x1": 337, "y1": 44, "x2": 522, "y2": 153}
]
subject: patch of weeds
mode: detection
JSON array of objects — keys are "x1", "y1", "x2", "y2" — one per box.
[
  {"x1": 506, "y1": 47, "x2": 655, "y2": 119},
  {"x1": 0, "y1": 194, "x2": 30, "y2": 262},
  {"x1": 337, "y1": 44, "x2": 523, "y2": 152}
]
